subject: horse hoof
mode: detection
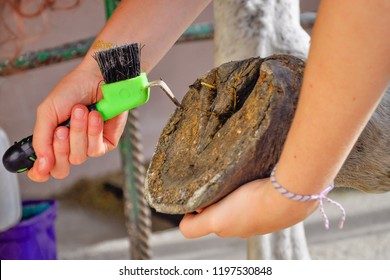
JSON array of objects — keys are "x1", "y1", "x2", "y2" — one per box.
[
  {"x1": 145, "y1": 55, "x2": 390, "y2": 214},
  {"x1": 145, "y1": 55, "x2": 304, "y2": 214}
]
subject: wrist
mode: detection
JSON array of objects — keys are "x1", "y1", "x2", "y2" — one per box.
[
  {"x1": 77, "y1": 53, "x2": 103, "y2": 79},
  {"x1": 268, "y1": 164, "x2": 346, "y2": 229},
  {"x1": 263, "y1": 179, "x2": 318, "y2": 227}
]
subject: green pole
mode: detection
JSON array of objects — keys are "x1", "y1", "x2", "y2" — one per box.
[
  {"x1": 104, "y1": 0, "x2": 121, "y2": 20},
  {"x1": 0, "y1": 12, "x2": 315, "y2": 76},
  {"x1": 0, "y1": 22, "x2": 215, "y2": 76},
  {"x1": 0, "y1": 37, "x2": 95, "y2": 76}
]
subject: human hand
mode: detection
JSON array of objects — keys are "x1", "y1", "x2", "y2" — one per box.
[
  {"x1": 179, "y1": 178, "x2": 318, "y2": 239},
  {"x1": 27, "y1": 63, "x2": 128, "y2": 182}
]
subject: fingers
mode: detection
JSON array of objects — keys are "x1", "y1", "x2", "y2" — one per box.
[
  {"x1": 69, "y1": 105, "x2": 89, "y2": 165},
  {"x1": 28, "y1": 125, "x2": 72, "y2": 181},
  {"x1": 179, "y1": 208, "x2": 218, "y2": 239},
  {"x1": 29, "y1": 102, "x2": 59, "y2": 182},
  {"x1": 51, "y1": 127, "x2": 70, "y2": 179},
  {"x1": 27, "y1": 68, "x2": 107, "y2": 182},
  {"x1": 101, "y1": 111, "x2": 128, "y2": 148},
  {"x1": 69, "y1": 105, "x2": 106, "y2": 163},
  {"x1": 179, "y1": 181, "x2": 267, "y2": 239},
  {"x1": 45, "y1": 105, "x2": 106, "y2": 178},
  {"x1": 27, "y1": 157, "x2": 51, "y2": 182},
  {"x1": 87, "y1": 110, "x2": 105, "y2": 157},
  {"x1": 30, "y1": 104, "x2": 117, "y2": 181}
]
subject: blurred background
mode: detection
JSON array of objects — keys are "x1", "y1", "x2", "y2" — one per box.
[
  {"x1": 2, "y1": 0, "x2": 389, "y2": 260},
  {"x1": 0, "y1": 0, "x2": 319, "y2": 199}
]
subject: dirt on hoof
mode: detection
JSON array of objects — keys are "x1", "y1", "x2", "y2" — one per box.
[
  {"x1": 145, "y1": 55, "x2": 305, "y2": 214},
  {"x1": 145, "y1": 52, "x2": 390, "y2": 215}
]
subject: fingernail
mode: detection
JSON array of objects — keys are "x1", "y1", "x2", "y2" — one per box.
[
  {"x1": 55, "y1": 128, "x2": 68, "y2": 140},
  {"x1": 74, "y1": 108, "x2": 85, "y2": 119},
  {"x1": 38, "y1": 157, "x2": 47, "y2": 172},
  {"x1": 90, "y1": 116, "x2": 101, "y2": 125}
]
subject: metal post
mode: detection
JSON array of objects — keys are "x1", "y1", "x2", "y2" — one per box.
[
  {"x1": 0, "y1": 15, "x2": 314, "y2": 76},
  {"x1": 104, "y1": 0, "x2": 151, "y2": 260}
]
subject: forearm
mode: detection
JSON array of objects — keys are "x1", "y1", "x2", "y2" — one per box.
[
  {"x1": 79, "y1": 0, "x2": 211, "y2": 75},
  {"x1": 276, "y1": 0, "x2": 390, "y2": 194}
]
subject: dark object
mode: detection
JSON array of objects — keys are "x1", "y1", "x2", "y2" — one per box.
[
  {"x1": 103, "y1": 182, "x2": 125, "y2": 200},
  {"x1": 102, "y1": 181, "x2": 183, "y2": 226},
  {"x1": 0, "y1": 200, "x2": 57, "y2": 260},
  {"x1": 145, "y1": 55, "x2": 305, "y2": 214},
  {"x1": 2, "y1": 104, "x2": 96, "y2": 173},
  {"x1": 2, "y1": 43, "x2": 141, "y2": 173},
  {"x1": 93, "y1": 43, "x2": 141, "y2": 83},
  {"x1": 2, "y1": 135, "x2": 36, "y2": 173}
]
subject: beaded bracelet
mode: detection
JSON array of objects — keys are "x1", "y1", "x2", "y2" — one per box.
[{"x1": 270, "y1": 165, "x2": 346, "y2": 229}]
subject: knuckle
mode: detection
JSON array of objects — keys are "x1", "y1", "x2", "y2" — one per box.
[
  {"x1": 53, "y1": 143, "x2": 69, "y2": 156},
  {"x1": 36, "y1": 104, "x2": 43, "y2": 116},
  {"x1": 69, "y1": 155, "x2": 87, "y2": 165},
  {"x1": 214, "y1": 228, "x2": 226, "y2": 238},
  {"x1": 36, "y1": 102, "x2": 47, "y2": 116},
  {"x1": 53, "y1": 144, "x2": 69, "y2": 156},
  {"x1": 27, "y1": 171, "x2": 49, "y2": 183},
  {"x1": 107, "y1": 141, "x2": 117, "y2": 150},
  {"x1": 70, "y1": 122, "x2": 86, "y2": 133},
  {"x1": 88, "y1": 149, "x2": 104, "y2": 158},
  {"x1": 210, "y1": 218, "x2": 224, "y2": 236},
  {"x1": 88, "y1": 129, "x2": 101, "y2": 137},
  {"x1": 51, "y1": 170, "x2": 69, "y2": 180}
]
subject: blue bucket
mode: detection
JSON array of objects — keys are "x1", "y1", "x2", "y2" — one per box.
[{"x1": 0, "y1": 200, "x2": 57, "y2": 260}]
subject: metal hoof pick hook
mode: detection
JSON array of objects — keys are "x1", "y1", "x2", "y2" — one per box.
[{"x1": 147, "y1": 79, "x2": 182, "y2": 108}]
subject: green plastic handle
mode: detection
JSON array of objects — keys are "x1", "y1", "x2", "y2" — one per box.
[{"x1": 96, "y1": 72, "x2": 150, "y2": 121}]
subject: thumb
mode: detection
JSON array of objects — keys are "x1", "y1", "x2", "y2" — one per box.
[
  {"x1": 28, "y1": 101, "x2": 60, "y2": 181},
  {"x1": 179, "y1": 209, "x2": 217, "y2": 239}
]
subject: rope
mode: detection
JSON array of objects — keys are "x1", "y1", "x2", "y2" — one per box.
[{"x1": 120, "y1": 108, "x2": 151, "y2": 260}]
